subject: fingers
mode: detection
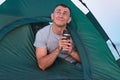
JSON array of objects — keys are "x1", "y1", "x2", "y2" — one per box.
[
  {"x1": 59, "y1": 37, "x2": 73, "y2": 53},
  {"x1": 60, "y1": 38, "x2": 72, "y2": 47}
]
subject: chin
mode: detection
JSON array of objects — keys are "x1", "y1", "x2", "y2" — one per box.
[
  {"x1": 57, "y1": 24, "x2": 66, "y2": 27},
  {"x1": 54, "y1": 22, "x2": 66, "y2": 27},
  {"x1": 56, "y1": 23, "x2": 66, "y2": 27}
]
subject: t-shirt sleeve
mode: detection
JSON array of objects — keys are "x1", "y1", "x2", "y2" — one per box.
[{"x1": 34, "y1": 31, "x2": 47, "y2": 48}]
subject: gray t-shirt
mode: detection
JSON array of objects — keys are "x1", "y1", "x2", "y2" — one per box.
[{"x1": 34, "y1": 24, "x2": 76, "y2": 63}]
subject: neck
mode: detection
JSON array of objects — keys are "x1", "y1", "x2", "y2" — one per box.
[{"x1": 52, "y1": 24, "x2": 66, "y2": 35}]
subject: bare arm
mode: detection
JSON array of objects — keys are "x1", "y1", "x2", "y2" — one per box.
[
  {"x1": 36, "y1": 37, "x2": 80, "y2": 71},
  {"x1": 36, "y1": 37, "x2": 64, "y2": 71},
  {"x1": 70, "y1": 50, "x2": 80, "y2": 62},
  {"x1": 36, "y1": 47, "x2": 61, "y2": 71}
]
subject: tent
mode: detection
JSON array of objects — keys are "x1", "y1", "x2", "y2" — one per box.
[{"x1": 0, "y1": 0, "x2": 120, "y2": 80}]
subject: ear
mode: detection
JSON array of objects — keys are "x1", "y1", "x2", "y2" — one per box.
[
  {"x1": 67, "y1": 17, "x2": 71, "y2": 23},
  {"x1": 51, "y1": 13, "x2": 54, "y2": 20}
]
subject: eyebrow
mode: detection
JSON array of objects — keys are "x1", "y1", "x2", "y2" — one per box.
[
  {"x1": 55, "y1": 9, "x2": 61, "y2": 12},
  {"x1": 55, "y1": 9, "x2": 69, "y2": 13}
]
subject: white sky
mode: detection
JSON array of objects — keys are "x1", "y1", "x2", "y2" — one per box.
[
  {"x1": 72, "y1": 0, "x2": 120, "y2": 59},
  {"x1": 0, "y1": 0, "x2": 5, "y2": 5},
  {"x1": 72, "y1": 0, "x2": 120, "y2": 43},
  {"x1": 0, "y1": 0, "x2": 120, "y2": 43}
]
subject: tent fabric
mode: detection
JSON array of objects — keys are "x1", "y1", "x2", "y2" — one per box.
[
  {"x1": 0, "y1": 0, "x2": 120, "y2": 80},
  {"x1": 69, "y1": 5, "x2": 120, "y2": 79},
  {"x1": 86, "y1": 12, "x2": 109, "y2": 41},
  {"x1": 0, "y1": 24, "x2": 83, "y2": 80}
]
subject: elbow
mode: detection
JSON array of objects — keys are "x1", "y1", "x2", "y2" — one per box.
[{"x1": 38, "y1": 63, "x2": 46, "y2": 71}]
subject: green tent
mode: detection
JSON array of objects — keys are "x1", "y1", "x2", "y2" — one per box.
[{"x1": 0, "y1": 0, "x2": 120, "y2": 80}]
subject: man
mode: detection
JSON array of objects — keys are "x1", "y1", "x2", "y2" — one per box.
[{"x1": 34, "y1": 4, "x2": 81, "y2": 71}]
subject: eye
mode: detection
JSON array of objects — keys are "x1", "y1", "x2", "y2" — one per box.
[
  {"x1": 56, "y1": 11, "x2": 61, "y2": 15},
  {"x1": 63, "y1": 13, "x2": 68, "y2": 16}
]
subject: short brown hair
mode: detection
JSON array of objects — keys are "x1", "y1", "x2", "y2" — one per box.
[{"x1": 54, "y1": 4, "x2": 71, "y2": 14}]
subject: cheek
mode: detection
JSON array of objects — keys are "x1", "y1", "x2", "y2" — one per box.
[
  {"x1": 65, "y1": 18, "x2": 70, "y2": 23},
  {"x1": 52, "y1": 15, "x2": 58, "y2": 21}
]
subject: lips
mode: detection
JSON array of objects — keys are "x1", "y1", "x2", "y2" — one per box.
[{"x1": 57, "y1": 18, "x2": 64, "y2": 21}]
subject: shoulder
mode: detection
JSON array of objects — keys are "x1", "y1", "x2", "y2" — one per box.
[
  {"x1": 34, "y1": 25, "x2": 51, "y2": 47},
  {"x1": 36, "y1": 24, "x2": 51, "y2": 35}
]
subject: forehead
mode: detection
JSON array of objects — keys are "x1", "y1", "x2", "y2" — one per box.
[{"x1": 54, "y1": 6, "x2": 70, "y2": 13}]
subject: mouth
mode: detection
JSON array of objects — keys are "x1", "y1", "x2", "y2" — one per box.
[
  {"x1": 57, "y1": 19, "x2": 64, "y2": 22},
  {"x1": 57, "y1": 17, "x2": 64, "y2": 21}
]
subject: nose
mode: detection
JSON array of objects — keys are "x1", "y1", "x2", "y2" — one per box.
[{"x1": 58, "y1": 12, "x2": 64, "y2": 17}]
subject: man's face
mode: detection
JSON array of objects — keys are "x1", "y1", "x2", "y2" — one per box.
[{"x1": 51, "y1": 6, "x2": 71, "y2": 27}]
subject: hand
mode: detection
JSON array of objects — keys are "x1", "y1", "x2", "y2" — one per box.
[{"x1": 58, "y1": 37, "x2": 73, "y2": 54}]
